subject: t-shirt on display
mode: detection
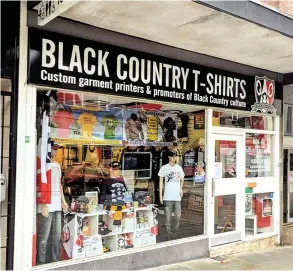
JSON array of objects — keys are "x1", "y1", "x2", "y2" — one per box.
[{"x1": 158, "y1": 164, "x2": 185, "y2": 201}]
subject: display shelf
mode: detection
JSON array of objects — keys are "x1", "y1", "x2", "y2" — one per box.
[{"x1": 62, "y1": 204, "x2": 157, "y2": 260}]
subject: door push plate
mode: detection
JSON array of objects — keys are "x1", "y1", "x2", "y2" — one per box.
[{"x1": 212, "y1": 178, "x2": 215, "y2": 197}]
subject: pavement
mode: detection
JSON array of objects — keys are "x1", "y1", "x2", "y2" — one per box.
[{"x1": 148, "y1": 246, "x2": 293, "y2": 270}]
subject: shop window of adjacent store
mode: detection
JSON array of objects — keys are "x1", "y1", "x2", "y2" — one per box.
[
  {"x1": 284, "y1": 104, "x2": 293, "y2": 136},
  {"x1": 245, "y1": 193, "x2": 274, "y2": 237},
  {"x1": 245, "y1": 134, "x2": 273, "y2": 177},
  {"x1": 33, "y1": 90, "x2": 206, "y2": 266},
  {"x1": 213, "y1": 111, "x2": 274, "y2": 131}
]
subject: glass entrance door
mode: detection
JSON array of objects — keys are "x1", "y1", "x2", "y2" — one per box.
[
  {"x1": 287, "y1": 150, "x2": 293, "y2": 223},
  {"x1": 211, "y1": 134, "x2": 245, "y2": 247}
]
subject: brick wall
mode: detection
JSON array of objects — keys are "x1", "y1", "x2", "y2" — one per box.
[
  {"x1": 279, "y1": 0, "x2": 293, "y2": 16},
  {"x1": 260, "y1": 0, "x2": 293, "y2": 16}
]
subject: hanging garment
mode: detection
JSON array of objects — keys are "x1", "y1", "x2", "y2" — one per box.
[
  {"x1": 85, "y1": 146, "x2": 100, "y2": 163},
  {"x1": 36, "y1": 111, "x2": 52, "y2": 204},
  {"x1": 178, "y1": 114, "x2": 189, "y2": 142},
  {"x1": 163, "y1": 117, "x2": 176, "y2": 142}
]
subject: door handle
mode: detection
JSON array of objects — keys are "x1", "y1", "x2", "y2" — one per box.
[{"x1": 212, "y1": 178, "x2": 215, "y2": 197}]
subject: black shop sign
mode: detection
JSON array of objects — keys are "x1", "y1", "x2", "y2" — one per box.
[{"x1": 27, "y1": 28, "x2": 282, "y2": 115}]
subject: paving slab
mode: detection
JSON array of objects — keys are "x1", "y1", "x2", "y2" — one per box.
[
  {"x1": 163, "y1": 264, "x2": 196, "y2": 270},
  {"x1": 277, "y1": 247, "x2": 293, "y2": 255},
  {"x1": 145, "y1": 246, "x2": 293, "y2": 271},
  {"x1": 212, "y1": 259, "x2": 261, "y2": 270},
  {"x1": 259, "y1": 259, "x2": 293, "y2": 270},
  {"x1": 230, "y1": 251, "x2": 275, "y2": 264}
]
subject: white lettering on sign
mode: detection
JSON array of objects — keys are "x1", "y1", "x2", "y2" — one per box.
[
  {"x1": 35, "y1": 0, "x2": 80, "y2": 26},
  {"x1": 41, "y1": 39, "x2": 110, "y2": 77},
  {"x1": 206, "y1": 73, "x2": 246, "y2": 99},
  {"x1": 38, "y1": 37, "x2": 256, "y2": 111}
]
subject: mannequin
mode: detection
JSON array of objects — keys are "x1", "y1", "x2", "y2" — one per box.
[
  {"x1": 158, "y1": 151, "x2": 185, "y2": 240},
  {"x1": 37, "y1": 143, "x2": 68, "y2": 265}
]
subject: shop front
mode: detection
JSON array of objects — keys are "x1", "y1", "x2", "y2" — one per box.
[{"x1": 15, "y1": 26, "x2": 283, "y2": 270}]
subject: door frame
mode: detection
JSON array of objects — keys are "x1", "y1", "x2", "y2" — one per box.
[
  {"x1": 208, "y1": 132, "x2": 245, "y2": 247},
  {"x1": 287, "y1": 149, "x2": 293, "y2": 223}
]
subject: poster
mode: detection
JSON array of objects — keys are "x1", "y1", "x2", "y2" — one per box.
[
  {"x1": 194, "y1": 111, "x2": 205, "y2": 129},
  {"x1": 193, "y1": 162, "x2": 205, "y2": 184},
  {"x1": 51, "y1": 105, "x2": 123, "y2": 145},
  {"x1": 214, "y1": 162, "x2": 223, "y2": 179},
  {"x1": 183, "y1": 150, "x2": 196, "y2": 177},
  {"x1": 122, "y1": 110, "x2": 177, "y2": 146},
  {"x1": 262, "y1": 198, "x2": 273, "y2": 217}
]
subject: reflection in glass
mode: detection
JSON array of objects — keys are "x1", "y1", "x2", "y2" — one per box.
[
  {"x1": 212, "y1": 111, "x2": 273, "y2": 130},
  {"x1": 215, "y1": 140, "x2": 237, "y2": 178},
  {"x1": 214, "y1": 195, "x2": 236, "y2": 234},
  {"x1": 245, "y1": 134, "x2": 272, "y2": 177}
]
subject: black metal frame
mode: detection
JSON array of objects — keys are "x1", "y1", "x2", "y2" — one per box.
[
  {"x1": 1, "y1": 1, "x2": 20, "y2": 269},
  {"x1": 0, "y1": 83, "x2": 17, "y2": 271}
]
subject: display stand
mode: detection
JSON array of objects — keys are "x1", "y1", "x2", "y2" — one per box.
[{"x1": 62, "y1": 205, "x2": 157, "y2": 260}]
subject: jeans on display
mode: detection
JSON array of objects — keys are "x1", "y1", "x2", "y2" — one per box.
[
  {"x1": 164, "y1": 201, "x2": 181, "y2": 240},
  {"x1": 37, "y1": 211, "x2": 62, "y2": 265}
]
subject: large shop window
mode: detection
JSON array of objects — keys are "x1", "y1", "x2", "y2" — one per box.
[{"x1": 33, "y1": 90, "x2": 206, "y2": 266}]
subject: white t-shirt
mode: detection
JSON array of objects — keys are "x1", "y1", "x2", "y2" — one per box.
[
  {"x1": 38, "y1": 162, "x2": 62, "y2": 213},
  {"x1": 158, "y1": 164, "x2": 185, "y2": 201}
]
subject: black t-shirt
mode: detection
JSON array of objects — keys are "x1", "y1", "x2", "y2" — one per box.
[{"x1": 100, "y1": 178, "x2": 127, "y2": 205}]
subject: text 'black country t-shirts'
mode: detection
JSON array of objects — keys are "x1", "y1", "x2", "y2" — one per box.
[{"x1": 158, "y1": 164, "x2": 185, "y2": 201}]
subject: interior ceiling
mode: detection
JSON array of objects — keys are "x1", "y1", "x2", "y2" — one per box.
[
  {"x1": 39, "y1": 88, "x2": 200, "y2": 113},
  {"x1": 75, "y1": 91, "x2": 200, "y2": 114},
  {"x1": 61, "y1": 0, "x2": 293, "y2": 73}
]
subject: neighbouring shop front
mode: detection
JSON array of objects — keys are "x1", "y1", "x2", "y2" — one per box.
[{"x1": 18, "y1": 27, "x2": 283, "y2": 270}]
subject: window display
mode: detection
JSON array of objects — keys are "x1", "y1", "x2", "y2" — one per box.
[
  {"x1": 245, "y1": 193, "x2": 274, "y2": 236},
  {"x1": 33, "y1": 90, "x2": 206, "y2": 265}
]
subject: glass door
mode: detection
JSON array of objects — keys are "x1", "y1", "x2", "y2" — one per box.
[
  {"x1": 287, "y1": 150, "x2": 293, "y2": 223},
  {"x1": 211, "y1": 134, "x2": 245, "y2": 247}
]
